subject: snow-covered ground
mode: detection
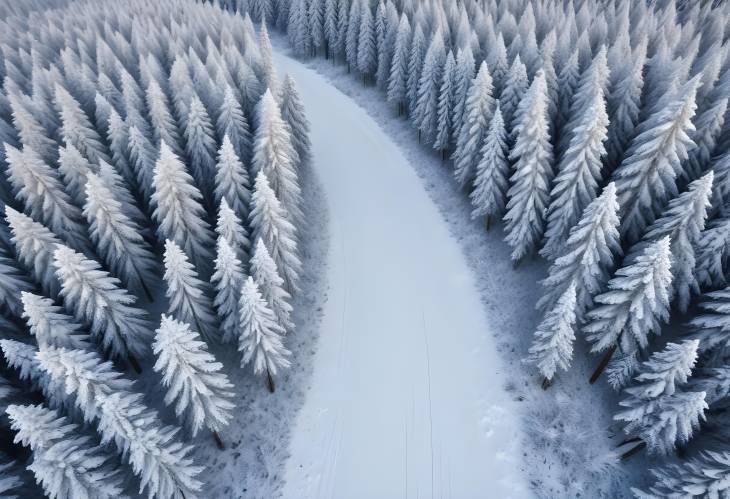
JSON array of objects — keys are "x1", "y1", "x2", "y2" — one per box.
[{"x1": 274, "y1": 48, "x2": 532, "y2": 499}]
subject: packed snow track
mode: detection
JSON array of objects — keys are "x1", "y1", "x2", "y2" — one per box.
[{"x1": 275, "y1": 49, "x2": 531, "y2": 499}]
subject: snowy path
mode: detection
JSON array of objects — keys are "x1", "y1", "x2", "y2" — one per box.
[{"x1": 275, "y1": 50, "x2": 531, "y2": 499}]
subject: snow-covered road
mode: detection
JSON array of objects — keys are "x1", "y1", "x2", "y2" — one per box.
[{"x1": 275, "y1": 50, "x2": 531, "y2": 499}]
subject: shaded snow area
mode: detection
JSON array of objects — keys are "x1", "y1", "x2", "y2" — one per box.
[
  {"x1": 273, "y1": 46, "x2": 531, "y2": 499},
  {"x1": 270, "y1": 37, "x2": 649, "y2": 498}
]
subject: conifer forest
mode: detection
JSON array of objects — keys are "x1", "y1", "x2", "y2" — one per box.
[{"x1": 2, "y1": 0, "x2": 730, "y2": 497}]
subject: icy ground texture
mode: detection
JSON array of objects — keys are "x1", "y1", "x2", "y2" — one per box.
[{"x1": 271, "y1": 37, "x2": 645, "y2": 499}]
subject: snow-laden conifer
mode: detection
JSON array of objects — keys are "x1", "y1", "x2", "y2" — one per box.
[
  {"x1": 357, "y1": 4, "x2": 376, "y2": 78},
  {"x1": 184, "y1": 95, "x2": 218, "y2": 200},
  {"x1": 146, "y1": 79, "x2": 183, "y2": 155},
  {"x1": 215, "y1": 135, "x2": 251, "y2": 222},
  {"x1": 451, "y1": 48, "x2": 475, "y2": 134},
  {"x1": 251, "y1": 238, "x2": 293, "y2": 332},
  {"x1": 212, "y1": 238, "x2": 245, "y2": 344},
  {"x1": 216, "y1": 86, "x2": 251, "y2": 164},
  {"x1": 386, "y1": 14, "x2": 411, "y2": 113},
  {"x1": 405, "y1": 24, "x2": 426, "y2": 117},
  {"x1": 433, "y1": 51, "x2": 456, "y2": 154},
  {"x1": 695, "y1": 217, "x2": 730, "y2": 289},
  {"x1": 279, "y1": 75, "x2": 312, "y2": 165},
  {"x1": 238, "y1": 276, "x2": 291, "y2": 392},
  {"x1": 21, "y1": 292, "x2": 89, "y2": 350},
  {"x1": 413, "y1": 34, "x2": 446, "y2": 146},
  {"x1": 499, "y1": 55, "x2": 528, "y2": 132},
  {"x1": 0, "y1": 246, "x2": 32, "y2": 317},
  {"x1": 6, "y1": 403, "x2": 127, "y2": 499},
  {"x1": 54, "y1": 85, "x2": 110, "y2": 166},
  {"x1": 57, "y1": 144, "x2": 95, "y2": 208},
  {"x1": 153, "y1": 315, "x2": 234, "y2": 442},
  {"x1": 469, "y1": 102, "x2": 508, "y2": 226},
  {"x1": 0, "y1": 340, "x2": 65, "y2": 410},
  {"x1": 688, "y1": 287, "x2": 730, "y2": 358},
  {"x1": 216, "y1": 199, "x2": 250, "y2": 263},
  {"x1": 636, "y1": 451, "x2": 730, "y2": 498}
]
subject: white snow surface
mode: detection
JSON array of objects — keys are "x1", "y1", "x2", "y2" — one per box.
[{"x1": 274, "y1": 48, "x2": 532, "y2": 499}]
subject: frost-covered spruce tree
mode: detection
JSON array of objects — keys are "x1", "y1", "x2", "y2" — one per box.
[
  {"x1": 146, "y1": 79, "x2": 184, "y2": 156},
  {"x1": 470, "y1": 102, "x2": 508, "y2": 227},
  {"x1": 279, "y1": 75, "x2": 311, "y2": 166},
  {"x1": 615, "y1": 340, "x2": 706, "y2": 456},
  {"x1": 6, "y1": 403, "x2": 127, "y2": 499},
  {"x1": 0, "y1": 340, "x2": 67, "y2": 410},
  {"x1": 406, "y1": 24, "x2": 426, "y2": 117},
  {"x1": 105, "y1": 109, "x2": 133, "y2": 184},
  {"x1": 527, "y1": 282, "x2": 577, "y2": 385},
  {"x1": 541, "y1": 76, "x2": 609, "y2": 261},
  {"x1": 21, "y1": 292, "x2": 89, "y2": 350},
  {"x1": 356, "y1": 3, "x2": 376, "y2": 79},
  {"x1": 53, "y1": 245, "x2": 150, "y2": 372},
  {"x1": 184, "y1": 95, "x2": 218, "y2": 201},
  {"x1": 216, "y1": 199, "x2": 250, "y2": 264},
  {"x1": 251, "y1": 90, "x2": 302, "y2": 222},
  {"x1": 54, "y1": 85, "x2": 110, "y2": 166},
  {"x1": 695, "y1": 217, "x2": 730, "y2": 289},
  {"x1": 688, "y1": 287, "x2": 730, "y2": 358},
  {"x1": 238, "y1": 276, "x2": 291, "y2": 392},
  {"x1": 251, "y1": 238, "x2": 294, "y2": 332},
  {"x1": 451, "y1": 47, "x2": 475, "y2": 135},
  {"x1": 0, "y1": 244, "x2": 32, "y2": 318},
  {"x1": 6, "y1": 91, "x2": 57, "y2": 166},
  {"x1": 612, "y1": 75, "x2": 701, "y2": 243},
  {"x1": 212, "y1": 237, "x2": 245, "y2": 344},
  {"x1": 433, "y1": 51, "x2": 456, "y2": 155},
  {"x1": 4, "y1": 144, "x2": 88, "y2": 251},
  {"x1": 250, "y1": 171, "x2": 301, "y2": 292},
  {"x1": 5, "y1": 207, "x2": 62, "y2": 297},
  {"x1": 0, "y1": 453, "x2": 25, "y2": 499},
  {"x1": 636, "y1": 450, "x2": 730, "y2": 498},
  {"x1": 413, "y1": 34, "x2": 445, "y2": 146},
  {"x1": 215, "y1": 135, "x2": 251, "y2": 222},
  {"x1": 499, "y1": 55, "x2": 528, "y2": 132},
  {"x1": 453, "y1": 62, "x2": 493, "y2": 188},
  {"x1": 153, "y1": 315, "x2": 234, "y2": 446},
  {"x1": 163, "y1": 237, "x2": 218, "y2": 338},
  {"x1": 259, "y1": 23, "x2": 277, "y2": 92},
  {"x1": 152, "y1": 142, "x2": 214, "y2": 269},
  {"x1": 84, "y1": 172, "x2": 157, "y2": 301},
  {"x1": 57, "y1": 143, "x2": 95, "y2": 208},
  {"x1": 537, "y1": 182, "x2": 621, "y2": 321},
  {"x1": 127, "y1": 124, "x2": 157, "y2": 202},
  {"x1": 584, "y1": 237, "x2": 673, "y2": 383},
  {"x1": 637, "y1": 172, "x2": 713, "y2": 312},
  {"x1": 386, "y1": 14, "x2": 411, "y2": 114},
  {"x1": 216, "y1": 85, "x2": 251, "y2": 164},
  {"x1": 503, "y1": 70, "x2": 553, "y2": 263},
  {"x1": 37, "y1": 347, "x2": 203, "y2": 499}
]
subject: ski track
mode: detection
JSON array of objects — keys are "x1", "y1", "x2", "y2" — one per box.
[{"x1": 274, "y1": 49, "x2": 532, "y2": 499}]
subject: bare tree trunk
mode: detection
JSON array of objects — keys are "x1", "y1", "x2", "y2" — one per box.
[
  {"x1": 541, "y1": 376, "x2": 552, "y2": 390},
  {"x1": 266, "y1": 370, "x2": 275, "y2": 393},
  {"x1": 485, "y1": 216, "x2": 491, "y2": 231},
  {"x1": 128, "y1": 354, "x2": 142, "y2": 374},
  {"x1": 212, "y1": 431, "x2": 224, "y2": 450},
  {"x1": 589, "y1": 344, "x2": 618, "y2": 384},
  {"x1": 620, "y1": 441, "x2": 646, "y2": 460}
]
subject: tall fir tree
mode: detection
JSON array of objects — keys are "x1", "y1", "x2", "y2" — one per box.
[{"x1": 211, "y1": 237, "x2": 245, "y2": 344}]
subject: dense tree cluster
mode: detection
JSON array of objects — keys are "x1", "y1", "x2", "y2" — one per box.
[{"x1": 0, "y1": 0, "x2": 310, "y2": 497}]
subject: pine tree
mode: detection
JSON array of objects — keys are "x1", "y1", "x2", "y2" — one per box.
[
  {"x1": 21, "y1": 292, "x2": 89, "y2": 350},
  {"x1": 541, "y1": 76, "x2": 609, "y2": 260},
  {"x1": 238, "y1": 276, "x2": 291, "y2": 392},
  {"x1": 612, "y1": 76, "x2": 701, "y2": 243},
  {"x1": 0, "y1": 340, "x2": 66, "y2": 410},
  {"x1": 153, "y1": 315, "x2": 234, "y2": 443},
  {"x1": 453, "y1": 62, "x2": 494, "y2": 188},
  {"x1": 406, "y1": 24, "x2": 426, "y2": 117},
  {"x1": 258, "y1": 23, "x2": 277, "y2": 92},
  {"x1": 57, "y1": 143, "x2": 95, "y2": 208},
  {"x1": 163, "y1": 239, "x2": 218, "y2": 342},
  {"x1": 152, "y1": 142, "x2": 214, "y2": 269},
  {"x1": 6, "y1": 403, "x2": 127, "y2": 499},
  {"x1": 4, "y1": 144, "x2": 88, "y2": 251},
  {"x1": 636, "y1": 450, "x2": 730, "y2": 498},
  {"x1": 84, "y1": 172, "x2": 157, "y2": 301},
  {"x1": 251, "y1": 238, "x2": 294, "y2": 332},
  {"x1": 212, "y1": 237, "x2": 245, "y2": 344},
  {"x1": 216, "y1": 86, "x2": 251, "y2": 164},
  {"x1": 469, "y1": 102, "x2": 508, "y2": 226},
  {"x1": 184, "y1": 95, "x2": 218, "y2": 201},
  {"x1": 357, "y1": 3, "x2": 377, "y2": 78},
  {"x1": 451, "y1": 47, "x2": 475, "y2": 138},
  {"x1": 695, "y1": 217, "x2": 730, "y2": 289},
  {"x1": 537, "y1": 182, "x2": 622, "y2": 320},
  {"x1": 386, "y1": 14, "x2": 411, "y2": 113},
  {"x1": 54, "y1": 85, "x2": 110, "y2": 166},
  {"x1": 688, "y1": 287, "x2": 730, "y2": 357},
  {"x1": 433, "y1": 51, "x2": 456, "y2": 154},
  {"x1": 215, "y1": 135, "x2": 251, "y2": 222},
  {"x1": 503, "y1": 70, "x2": 553, "y2": 263},
  {"x1": 249, "y1": 171, "x2": 301, "y2": 292},
  {"x1": 36, "y1": 347, "x2": 203, "y2": 499},
  {"x1": 105, "y1": 109, "x2": 134, "y2": 185},
  {"x1": 127, "y1": 123, "x2": 158, "y2": 203},
  {"x1": 615, "y1": 340, "x2": 706, "y2": 456},
  {"x1": 146, "y1": 79, "x2": 184, "y2": 156},
  {"x1": 499, "y1": 55, "x2": 528, "y2": 132},
  {"x1": 216, "y1": 199, "x2": 250, "y2": 263},
  {"x1": 375, "y1": 2, "x2": 398, "y2": 91},
  {"x1": 638, "y1": 172, "x2": 713, "y2": 312},
  {"x1": 53, "y1": 245, "x2": 150, "y2": 370},
  {"x1": 413, "y1": 34, "x2": 446, "y2": 146},
  {"x1": 5, "y1": 207, "x2": 62, "y2": 297},
  {"x1": 527, "y1": 282, "x2": 577, "y2": 383},
  {"x1": 279, "y1": 75, "x2": 311, "y2": 166},
  {"x1": 6, "y1": 91, "x2": 57, "y2": 166},
  {"x1": 584, "y1": 237, "x2": 673, "y2": 383}
]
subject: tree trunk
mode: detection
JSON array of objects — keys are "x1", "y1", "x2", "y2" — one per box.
[
  {"x1": 616, "y1": 436, "x2": 642, "y2": 447},
  {"x1": 485, "y1": 216, "x2": 491, "y2": 231},
  {"x1": 620, "y1": 441, "x2": 646, "y2": 460},
  {"x1": 212, "y1": 431, "x2": 225, "y2": 450},
  {"x1": 128, "y1": 354, "x2": 142, "y2": 374},
  {"x1": 589, "y1": 344, "x2": 618, "y2": 384},
  {"x1": 266, "y1": 370, "x2": 276, "y2": 393},
  {"x1": 541, "y1": 376, "x2": 552, "y2": 390}
]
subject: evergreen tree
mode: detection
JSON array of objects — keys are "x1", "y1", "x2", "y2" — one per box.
[
  {"x1": 527, "y1": 282, "x2": 577, "y2": 383},
  {"x1": 152, "y1": 142, "x2": 214, "y2": 269},
  {"x1": 212, "y1": 237, "x2": 245, "y2": 344},
  {"x1": 57, "y1": 144, "x2": 95, "y2": 208},
  {"x1": 541, "y1": 76, "x2": 609, "y2": 261},
  {"x1": 433, "y1": 51, "x2": 456, "y2": 154},
  {"x1": 153, "y1": 315, "x2": 234, "y2": 442},
  {"x1": 36, "y1": 347, "x2": 203, "y2": 499},
  {"x1": 503, "y1": 70, "x2": 553, "y2": 263},
  {"x1": 279, "y1": 75, "x2": 311, "y2": 166},
  {"x1": 357, "y1": 3, "x2": 377, "y2": 78},
  {"x1": 612, "y1": 76, "x2": 701, "y2": 243},
  {"x1": 251, "y1": 89, "x2": 302, "y2": 222},
  {"x1": 53, "y1": 245, "x2": 150, "y2": 370},
  {"x1": 386, "y1": 14, "x2": 411, "y2": 112},
  {"x1": 250, "y1": 171, "x2": 301, "y2": 292},
  {"x1": 695, "y1": 217, "x2": 730, "y2": 289},
  {"x1": 406, "y1": 24, "x2": 426, "y2": 117},
  {"x1": 413, "y1": 34, "x2": 446, "y2": 146},
  {"x1": 344, "y1": 0, "x2": 362, "y2": 71},
  {"x1": 54, "y1": 85, "x2": 110, "y2": 166},
  {"x1": 469, "y1": 102, "x2": 508, "y2": 226},
  {"x1": 636, "y1": 450, "x2": 730, "y2": 498},
  {"x1": 688, "y1": 287, "x2": 730, "y2": 357},
  {"x1": 215, "y1": 135, "x2": 251, "y2": 222},
  {"x1": 146, "y1": 79, "x2": 183, "y2": 156},
  {"x1": 251, "y1": 238, "x2": 294, "y2": 332},
  {"x1": 0, "y1": 242, "x2": 32, "y2": 317},
  {"x1": 163, "y1": 239, "x2": 218, "y2": 342},
  {"x1": 584, "y1": 237, "x2": 673, "y2": 383},
  {"x1": 499, "y1": 55, "x2": 528, "y2": 132},
  {"x1": 216, "y1": 199, "x2": 250, "y2": 263},
  {"x1": 453, "y1": 62, "x2": 494, "y2": 188},
  {"x1": 184, "y1": 95, "x2": 218, "y2": 201},
  {"x1": 6, "y1": 91, "x2": 57, "y2": 166},
  {"x1": 238, "y1": 276, "x2": 291, "y2": 392},
  {"x1": 451, "y1": 47, "x2": 475, "y2": 138},
  {"x1": 258, "y1": 23, "x2": 277, "y2": 92},
  {"x1": 0, "y1": 340, "x2": 65, "y2": 410},
  {"x1": 21, "y1": 292, "x2": 89, "y2": 350},
  {"x1": 6, "y1": 403, "x2": 127, "y2": 499},
  {"x1": 216, "y1": 86, "x2": 251, "y2": 164}
]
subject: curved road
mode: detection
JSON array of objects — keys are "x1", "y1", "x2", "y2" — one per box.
[{"x1": 275, "y1": 50, "x2": 531, "y2": 499}]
